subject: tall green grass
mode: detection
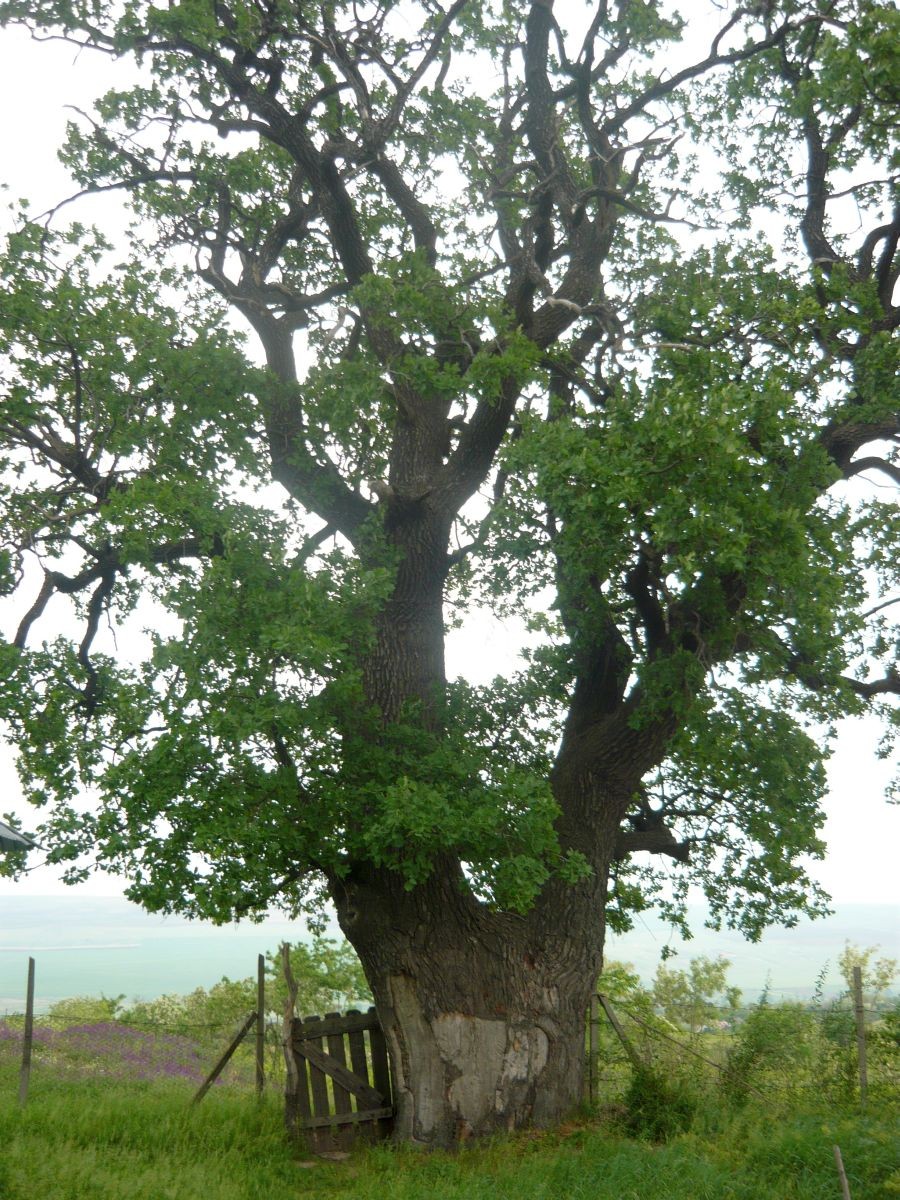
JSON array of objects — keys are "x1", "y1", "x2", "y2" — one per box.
[{"x1": 1, "y1": 1062, "x2": 898, "y2": 1200}]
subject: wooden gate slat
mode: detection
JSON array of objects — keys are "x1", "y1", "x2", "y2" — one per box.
[
  {"x1": 294, "y1": 1010, "x2": 379, "y2": 1039},
  {"x1": 345, "y1": 1008, "x2": 369, "y2": 1088},
  {"x1": 301, "y1": 1015, "x2": 332, "y2": 1123},
  {"x1": 324, "y1": 1010, "x2": 353, "y2": 1151},
  {"x1": 325, "y1": 1011, "x2": 353, "y2": 1116},
  {"x1": 302, "y1": 1105, "x2": 393, "y2": 1130},
  {"x1": 344, "y1": 1007, "x2": 376, "y2": 1146},
  {"x1": 293, "y1": 1050, "x2": 313, "y2": 1124},
  {"x1": 293, "y1": 1041, "x2": 385, "y2": 1108}
]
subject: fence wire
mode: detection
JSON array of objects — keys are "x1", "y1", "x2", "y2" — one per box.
[
  {"x1": 585, "y1": 990, "x2": 900, "y2": 1110},
  {"x1": 0, "y1": 1011, "x2": 290, "y2": 1095},
  {"x1": 2, "y1": 966, "x2": 897, "y2": 1111}
]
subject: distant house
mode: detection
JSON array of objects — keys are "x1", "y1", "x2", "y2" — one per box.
[{"x1": 0, "y1": 819, "x2": 37, "y2": 854}]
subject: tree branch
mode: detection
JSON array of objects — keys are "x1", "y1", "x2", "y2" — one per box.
[
  {"x1": 12, "y1": 534, "x2": 227, "y2": 651},
  {"x1": 821, "y1": 419, "x2": 900, "y2": 478},
  {"x1": 13, "y1": 573, "x2": 56, "y2": 650},
  {"x1": 624, "y1": 544, "x2": 668, "y2": 656},
  {"x1": 613, "y1": 827, "x2": 691, "y2": 863},
  {"x1": 843, "y1": 456, "x2": 900, "y2": 486},
  {"x1": 786, "y1": 654, "x2": 900, "y2": 701},
  {"x1": 78, "y1": 567, "x2": 116, "y2": 716},
  {"x1": 604, "y1": 17, "x2": 793, "y2": 136}
]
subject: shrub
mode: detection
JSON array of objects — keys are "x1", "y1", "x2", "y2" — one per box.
[
  {"x1": 622, "y1": 1067, "x2": 699, "y2": 1142},
  {"x1": 44, "y1": 995, "x2": 126, "y2": 1028},
  {"x1": 722, "y1": 1002, "x2": 819, "y2": 1104}
]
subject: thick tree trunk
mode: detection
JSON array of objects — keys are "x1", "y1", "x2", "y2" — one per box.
[
  {"x1": 381, "y1": 971, "x2": 588, "y2": 1145},
  {"x1": 359, "y1": 494, "x2": 452, "y2": 725},
  {"x1": 332, "y1": 862, "x2": 609, "y2": 1147},
  {"x1": 340, "y1": 497, "x2": 638, "y2": 1146}
]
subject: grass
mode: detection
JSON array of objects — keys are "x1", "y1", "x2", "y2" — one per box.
[{"x1": 1, "y1": 1062, "x2": 898, "y2": 1200}]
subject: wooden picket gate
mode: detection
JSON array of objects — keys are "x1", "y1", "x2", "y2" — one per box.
[{"x1": 284, "y1": 1007, "x2": 394, "y2": 1151}]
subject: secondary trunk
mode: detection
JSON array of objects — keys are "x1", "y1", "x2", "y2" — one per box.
[{"x1": 332, "y1": 862, "x2": 608, "y2": 1147}]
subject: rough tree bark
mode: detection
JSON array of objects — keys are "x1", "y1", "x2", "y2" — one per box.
[{"x1": 332, "y1": 860, "x2": 610, "y2": 1145}]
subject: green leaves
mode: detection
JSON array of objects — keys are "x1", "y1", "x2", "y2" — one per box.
[
  {"x1": 626, "y1": 687, "x2": 833, "y2": 940},
  {"x1": 346, "y1": 706, "x2": 576, "y2": 912},
  {"x1": 0, "y1": 0, "x2": 897, "y2": 944}
]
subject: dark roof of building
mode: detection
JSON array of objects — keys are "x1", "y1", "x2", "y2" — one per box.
[{"x1": 0, "y1": 820, "x2": 37, "y2": 853}]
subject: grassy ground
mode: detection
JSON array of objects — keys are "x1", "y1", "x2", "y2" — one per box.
[{"x1": 1, "y1": 1068, "x2": 898, "y2": 1200}]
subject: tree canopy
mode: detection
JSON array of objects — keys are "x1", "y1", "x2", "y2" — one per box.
[{"x1": 0, "y1": 0, "x2": 898, "y2": 943}]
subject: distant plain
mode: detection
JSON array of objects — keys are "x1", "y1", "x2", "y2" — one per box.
[{"x1": 1, "y1": 895, "x2": 896, "y2": 1013}]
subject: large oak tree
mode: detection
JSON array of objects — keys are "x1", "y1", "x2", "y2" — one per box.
[{"x1": 0, "y1": 0, "x2": 898, "y2": 1145}]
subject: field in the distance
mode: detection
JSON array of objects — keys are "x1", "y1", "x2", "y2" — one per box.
[{"x1": 0, "y1": 1068, "x2": 898, "y2": 1200}]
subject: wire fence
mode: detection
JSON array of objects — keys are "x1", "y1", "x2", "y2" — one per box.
[
  {"x1": 0, "y1": 944, "x2": 381, "y2": 1105},
  {"x1": 0, "y1": 1009, "x2": 291, "y2": 1095},
  {"x1": 2, "y1": 953, "x2": 897, "y2": 1116},
  {"x1": 585, "y1": 986, "x2": 900, "y2": 1115}
]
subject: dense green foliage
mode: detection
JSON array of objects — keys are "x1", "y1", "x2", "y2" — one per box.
[
  {"x1": 837, "y1": 941, "x2": 899, "y2": 1002},
  {"x1": 651, "y1": 955, "x2": 742, "y2": 1034},
  {"x1": 0, "y1": 0, "x2": 897, "y2": 946}
]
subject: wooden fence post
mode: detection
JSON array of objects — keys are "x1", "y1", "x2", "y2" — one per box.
[
  {"x1": 17, "y1": 956, "x2": 35, "y2": 1106},
  {"x1": 851, "y1": 965, "x2": 868, "y2": 1108},
  {"x1": 834, "y1": 1144, "x2": 853, "y2": 1200},
  {"x1": 256, "y1": 953, "x2": 265, "y2": 1098},
  {"x1": 191, "y1": 1011, "x2": 257, "y2": 1105},
  {"x1": 281, "y1": 943, "x2": 306, "y2": 1133},
  {"x1": 597, "y1": 993, "x2": 645, "y2": 1073}
]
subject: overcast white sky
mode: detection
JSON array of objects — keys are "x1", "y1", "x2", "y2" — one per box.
[{"x1": 0, "y1": 19, "x2": 897, "y2": 909}]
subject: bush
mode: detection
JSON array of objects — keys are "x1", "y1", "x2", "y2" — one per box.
[
  {"x1": 44, "y1": 995, "x2": 126, "y2": 1028},
  {"x1": 117, "y1": 935, "x2": 372, "y2": 1039},
  {"x1": 267, "y1": 936, "x2": 372, "y2": 1017},
  {"x1": 622, "y1": 1067, "x2": 699, "y2": 1142},
  {"x1": 121, "y1": 978, "x2": 256, "y2": 1041},
  {"x1": 722, "y1": 1002, "x2": 819, "y2": 1104},
  {"x1": 866, "y1": 1000, "x2": 900, "y2": 1104}
]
